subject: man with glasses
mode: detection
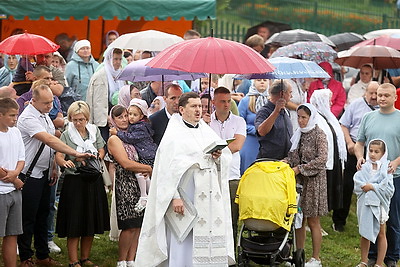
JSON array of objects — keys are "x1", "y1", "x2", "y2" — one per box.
[{"x1": 17, "y1": 85, "x2": 92, "y2": 266}]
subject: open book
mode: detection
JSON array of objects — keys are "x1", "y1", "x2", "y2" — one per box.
[
  {"x1": 165, "y1": 187, "x2": 198, "y2": 242},
  {"x1": 203, "y1": 138, "x2": 235, "y2": 154}
]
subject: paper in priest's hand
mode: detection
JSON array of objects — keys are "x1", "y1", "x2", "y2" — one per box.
[{"x1": 165, "y1": 187, "x2": 198, "y2": 242}]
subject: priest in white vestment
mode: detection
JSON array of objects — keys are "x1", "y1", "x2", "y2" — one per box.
[{"x1": 136, "y1": 92, "x2": 235, "y2": 267}]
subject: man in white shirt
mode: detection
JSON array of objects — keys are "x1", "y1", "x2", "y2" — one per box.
[
  {"x1": 17, "y1": 84, "x2": 92, "y2": 266},
  {"x1": 209, "y1": 87, "x2": 246, "y2": 249}
]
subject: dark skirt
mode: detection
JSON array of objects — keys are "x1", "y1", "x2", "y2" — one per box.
[
  {"x1": 114, "y1": 162, "x2": 144, "y2": 230},
  {"x1": 56, "y1": 173, "x2": 110, "y2": 238},
  {"x1": 327, "y1": 136, "x2": 344, "y2": 211}
]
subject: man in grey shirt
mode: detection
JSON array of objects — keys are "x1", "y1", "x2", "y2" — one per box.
[{"x1": 17, "y1": 84, "x2": 91, "y2": 266}]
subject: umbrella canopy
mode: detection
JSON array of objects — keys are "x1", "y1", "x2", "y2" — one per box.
[
  {"x1": 270, "y1": 41, "x2": 337, "y2": 63},
  {"x1": 109, "y1": 30, "x2": 184, "y2": 51},
  {"x1": 117, "y1": 58, "x2": 207, "y2": 82},
  {"x1": 146, "y1": 37, "x2": 275, "y2": 74},
  {"x1": 265, "y1": 29, "x2": 335, "y2": 47},
  {"x1": 364, "y1": 29, "x2": 400, "y2": 39},
  {"x1": 243, "y1": 20, "x2": 292, "y2": 43},
  {"x1": 328, "y1": 32, "x2": 365, "y2": 52},
  {"x1": 235, "y1": 57, "x2": 330, "y2": 79},
  {"x1": 352, "y1": 35, "x2": 400, "y2": 50},
  {"x1": 0, "y1": 32, "x2": 59, "y2": 55},
  {"x1": 335, "y1": 45, "x2": 400, "y2": 69}
]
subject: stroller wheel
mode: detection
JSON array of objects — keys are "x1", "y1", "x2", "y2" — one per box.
[{"x1": 294, "y1": 248, "x2": 305, "y2": 267}]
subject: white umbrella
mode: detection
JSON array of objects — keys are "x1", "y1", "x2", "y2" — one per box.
[
  {"x1": 364, "y1": 29, "x2": 400, "y2": 39},
  {"x1": 109, "y1": 30, "x2": 183, "y2": 51}
]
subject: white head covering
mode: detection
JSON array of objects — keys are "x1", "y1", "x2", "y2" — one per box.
[
  {"x1": 247, "y1": 79, "x2": 269, "y2": 112},
  {"x1": 290, "y1": 103, "x2": 318, "y2": 151},
  {"x1": 104, "y1": 47, "x2": 125, "y2": 102},
  {"x1": 130, "y1": 98, "x2": 149, "y2": 117},
  {"x1": 365, "y1": 139, "x2": 389, "y2": 177},
  {"x1": 310, "y1": 89, "x2": 347, "y2": 165},
  {"x1": 74, "y1": 39, "x2": 91, "y2": 53},
  {"x1": 67, "y1": 122, "x2": 98, "y2": 153}
]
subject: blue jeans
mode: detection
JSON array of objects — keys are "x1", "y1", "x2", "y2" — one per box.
[
  {"x1": 369, "y1": 176, "x2": 400, "y2": 263},
  {"x1": 47, "y1": 183, "x2": 57, "y2": 241}
]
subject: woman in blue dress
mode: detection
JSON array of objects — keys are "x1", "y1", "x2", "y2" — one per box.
[{"x1": 238, "y1": 79, "x2": 270, "y2": 175}]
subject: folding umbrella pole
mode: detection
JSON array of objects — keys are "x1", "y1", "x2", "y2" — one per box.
[{"x1": 207, "y1": 73, "x2": 212, "y2": 113}]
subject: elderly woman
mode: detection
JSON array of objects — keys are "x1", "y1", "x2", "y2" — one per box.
[
  {"x1": 310, "y1": 89, "x2": 347, "y2": 232},
  {"x1": 107, "y1": 105, "x2": 152, "y2": 267},
  {"x1": 284, "y1": 103, "x2": 328, "y2": 267},
  {"x1": 0, "y1": 54, "x2": 19, "y2": 87},
  {"x1": 65, "y1": 40, "x2": 99, "y2": 101},
  {"x1": 238, "y1": 79, "x2": 270, "y2": 174},
  {"x1": 55, "y1": 101, "x2": 109, "y2": 267}
]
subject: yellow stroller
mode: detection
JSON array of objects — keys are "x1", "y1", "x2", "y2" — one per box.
[{"x1": 236, "y1": 159, "x2": 304, "y2": 267}]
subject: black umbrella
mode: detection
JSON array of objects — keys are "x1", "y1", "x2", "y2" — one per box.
[
  {"x1": 328, "y1": 32, "x2": 365, "y2": 52},
  {"x1": 266, "y1": 29, "x2": 335, "y2": 47}
]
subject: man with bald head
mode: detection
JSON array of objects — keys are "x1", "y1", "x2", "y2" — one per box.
[
  {"x1": 0, "y1": 86, "x2": 18, "y2": 100},
  {"x1": 355, "y1": 83, "x2": 400, "y2": 267},
  {"x1": 333, "y1": 81, "x2": 379, "y2": 233}
]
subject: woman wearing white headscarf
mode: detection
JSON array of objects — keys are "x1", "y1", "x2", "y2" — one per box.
[
  {"x1": 86, "y1": 47, "x2": 126, "y2": 142},
  {"x1": 0, "y1": 54, "x2": 20, "y2": 87},
  {"x1": 238, "y1": 79, "x2": 270, "y2": 174},
  {"x1": 55, "y1": 101, "x2": 109, "y2": 267},
  {"x1": 310, "y1": 89, "x2": 347, "y2": 216},
  {"x1": 284, "y1": 103, "x2": 328, "y2": 266}
]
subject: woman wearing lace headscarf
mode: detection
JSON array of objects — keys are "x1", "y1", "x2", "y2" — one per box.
[
  {"x1": 310, "y1": 89, "x2": 347, "y2": 225},
  {"x1": 238, "y1": 79, "x2": 270, "y2": 174}
]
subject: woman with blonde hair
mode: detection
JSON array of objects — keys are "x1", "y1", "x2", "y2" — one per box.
[{"x1": 55, "y1": 101, "x2": 109, "y2": 267}]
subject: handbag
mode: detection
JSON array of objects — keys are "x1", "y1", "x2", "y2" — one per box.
[{"x1": 76, "y1": 154, "x2": 103, "y2": 183}]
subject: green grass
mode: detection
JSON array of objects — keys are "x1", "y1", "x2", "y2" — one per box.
[{"x1": 1, "y1": 194, "x2": 397, "y2": 266}]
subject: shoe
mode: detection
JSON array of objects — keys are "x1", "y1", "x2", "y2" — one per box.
[
  {"x1": 80, "y1": 258, "x2": 98, "y2": 267},
  {"x1": 48, "y1": 241, "x2": 61, "y2": 253},
  {"x1": 367, "y1": 259, "x2": 376, "y2": 267},
  {"x1": 332, "y1": 223, "x2": 344, "y2": 232},
  {"x1": 321, "y1": 228, "x2": 329, "y2": 236},
  {"x1": 19, "y1": 258, "x2": 35, "y2": 267},
  {"x1": 126, "y1": 261, "x2": 135, "y2": 267},
  {"x1": 305, "y1": 257, "x2": 322, "y2": 267},
  {"x1": 116, "y1": 261, "x2": 126, "y2": 267},
  {"x1": 384, "y1": 260, "x2": 397, "y2": 267},
  {"x1": 355, "y1": 262, "x2": 368, "y2": 267},
  {"x1": 36, "y1": 257, "x2": 62, "y2": 266}
]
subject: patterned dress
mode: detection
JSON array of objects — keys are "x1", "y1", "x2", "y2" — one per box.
[
  {"x1": 286, "y1": 126, "x2": 329, "y2": 217},
  {"x1": 112, "y1": 143, "x2": 144, "y2": 229}
]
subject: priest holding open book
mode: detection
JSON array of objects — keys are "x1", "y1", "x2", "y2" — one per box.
[{"x1": 136, "y1": 92, "x2": 235, "y2": 266}]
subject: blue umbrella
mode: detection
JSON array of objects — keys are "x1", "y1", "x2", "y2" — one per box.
[
  {"x1": 117, "y1": 58, "x2": 207, "y2": 82},
  {"x1": 234, "y1": 57, "x2": 330, "y2": 80}
]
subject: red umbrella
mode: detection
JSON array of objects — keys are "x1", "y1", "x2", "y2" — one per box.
[
  {"x1": 0, "y1": 32, "x2": 59, "y2": 55},
  {"x1": 335, "y1": 45, "x2": 400, "y2": 69},
  {"x1": 352, "y1": 35, "x2": 400, "y2": 50},
  {"x1": 146, "y1": 37, "x2": 275, "y2": 74}
]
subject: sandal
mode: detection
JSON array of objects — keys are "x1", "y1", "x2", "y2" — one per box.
[
  {"x1": 69, "y1": 262, "x2": 81, "y2": 267},
  {"x1": 356, "y1": 263, "x2": 367, "y2": 267},
  {"x1": 80, "y1": 258, "x2": 98, "y2": 267}
]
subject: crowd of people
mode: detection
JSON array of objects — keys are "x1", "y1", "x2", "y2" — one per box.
[{"x1": 0, "y1": 26, "x2": 399, "y2": 267}]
